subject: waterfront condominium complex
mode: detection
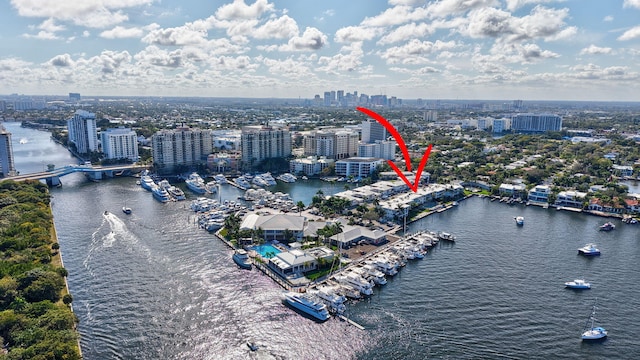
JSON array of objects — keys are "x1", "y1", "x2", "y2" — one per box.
[
  {"x1": 241, "y1": 125, "x2": 291, "y2": 170},
  {"x1": 100, "y1": 127, "x2": 139, "y2": 162},
  {"x1": 67, "y1": 110, "x2": 98, "y2": 154},
  {"x1": 358, "y1": 140, "x2": 396, "y2": 160},
  {"x1": 0, "y1": 124, "x2": 16, "y2": 177},
  {"x1": 303, "y1": 130, "x2": 358, "y2": 160},
  {"x1": 152, "y1": 126, "x2": 213, "y2": 174},
  {"x1": 510, "y1": 113, "x2": 562, "y2": 132},
  {"x1": 334, "y1": 157, "x2": 385, "y2": 178}
]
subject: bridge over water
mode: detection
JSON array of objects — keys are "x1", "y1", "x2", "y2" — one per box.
[{"x1": 6, "y1": 164, "x2": 150, "y2": 186}]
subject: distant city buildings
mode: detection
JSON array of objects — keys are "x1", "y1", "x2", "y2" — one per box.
[
  {"x1": 69, "y1": 93, "x2": 81, "y2": 102},
  {"x1": 313, "y1": 89, "x2": 400, "y2": 107},
  {"x1": 100, "y1": 127, "x2": 139, "y2": 162},
  {"x1": 152, "y1": 126, "x2": 213, "y2": 174},
  {"x1": 241, "y1": 125, "x2": 291, "y2": 170},
  {"x1": 67, "y1": 110, "x2": 98, "y2": 154},
  {"x1": 0, "y1": 124, "x2": 17, "y2": 177},
  {"x1": 511, "y1": 113, "x2": 562, "y2": 132}
]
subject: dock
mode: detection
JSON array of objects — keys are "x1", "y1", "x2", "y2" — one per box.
[{"x1": 337, "y1": 315, "x2": 365, "y2": 330}]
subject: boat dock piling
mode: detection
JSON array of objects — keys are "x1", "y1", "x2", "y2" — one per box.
[{"x1": 337, "y1": 315, "x2": 365, "y2": 330}]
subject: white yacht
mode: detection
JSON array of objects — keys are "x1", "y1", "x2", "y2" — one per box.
[
  {"x1": 233, "y1": 177, "x2": 251, "y2": 190},
  {"x1": 213, "y1": 174, "x2": 227, "y2": 184},
  {"x1": 151, "y1": 184, "x2": 171, "y2": 203},
  {"x1": 185, "y1": 173, "x2": 208, "y2": 194},
  {"x1": 282, "y1": 292, "x2": 330, "y2": 322},
  {"x1": 334, "y1": 273, "x2": 374, "y2": 296},
  {"x1": 140, "y1": 175, "x2": 155, "y2": 191},
  {"x1": 158, "y1": 179, "x2": 186, "y2": 201},
  {"x1": 308, "y1": 285, "x2": 346, "y2": 314},
  {"x1": 277, "y1": 173, "x2": 297, "y2": 183}
]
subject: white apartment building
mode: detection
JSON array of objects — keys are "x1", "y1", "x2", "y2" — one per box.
[
  {"x1": 289, "y1": 156, "x2": 334, "y2": 176},
  {"x1": 358, "y1": 140, "x2": 396, "y2": 160},
  {"x1": 555, "y1": 190, "x2": 587, "y2": 208},
  {"x1": 511, "y1": 113, "x2": 562, "y2": 132},
  {"x1": 0, "y1": 124, "x2": 16, "y2": 177},
  {"x1": 100, "y1": 127, "x2": 139, "y2": 162},
  {"x1": 241, "y1": 125, "x2": 291, "y2": 170},
  {"x1": 67, "y1": 110, "x2": 98, "y2": 154},
  {"x1": 361, "y1": 120, "x2": 388, "y2": 144},
  {"x1": 152, "y1": 126, "x2": 213, "y2": 174},
  {"x1": 303, "y1": 130, "x2": 358, "y2": 160},
  {"x1": 334, "y1": 157, "x2": 384, "y2": 178}
]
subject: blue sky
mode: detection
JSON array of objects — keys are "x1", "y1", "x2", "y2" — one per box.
[{"x1": 1, "y1": 0, "x2": 640, "y2": 101}]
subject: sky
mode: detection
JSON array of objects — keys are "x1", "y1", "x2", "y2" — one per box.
[{"x1": 1, "y1": 0, "x2": 640, "y2": 101}]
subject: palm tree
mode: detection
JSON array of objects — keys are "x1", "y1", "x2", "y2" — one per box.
[{"x1": 296, "y1": 201, "x2": 305, "y2": 215}]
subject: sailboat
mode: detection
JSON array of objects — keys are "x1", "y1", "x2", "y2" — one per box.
[{"x1": 581, "y1": 298, "x2": 607, "y2": 341}]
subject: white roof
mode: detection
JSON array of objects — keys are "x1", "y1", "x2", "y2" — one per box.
[{"x1": 240, "y1": 213, "x2": 305, "y2": 231}]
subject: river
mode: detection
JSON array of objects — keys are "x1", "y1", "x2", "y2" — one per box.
[{"x1": 4, "y1": 122, "x2": 640, "y2": 359}]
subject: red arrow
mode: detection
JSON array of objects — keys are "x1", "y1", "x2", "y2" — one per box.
[{"x1": 356, "y1": 107, "x2": 433, "y2": 193}]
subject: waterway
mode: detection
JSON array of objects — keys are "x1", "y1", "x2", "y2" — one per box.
[{"x1": 5, "y1": 122, "x2": 640, "y2": 359}]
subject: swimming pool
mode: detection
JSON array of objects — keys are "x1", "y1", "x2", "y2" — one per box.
[{"x1": 252, "y1": 243, "x2": 281, "y2": 258}]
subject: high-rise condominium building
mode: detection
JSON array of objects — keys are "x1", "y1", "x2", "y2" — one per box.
[
  {"x1": 101, "y1": 127, "x2": 139, "y2": 162},
  {"x1": 152, "y1": 127, "x2": 213, "y2": 174},
  {"x1": 511, "y1": 113, "x2": 562, "y2": 132},
  {"x1": 241, "y1": 125, "x2": 291, "y2": 170},
  {"x1": 361, "y1": 120, "x2": 388, "y2": 144},
  {"x1": 303, "y1": 130, "x2": 358, "y2": 160},
  {"x1": 67, "y1": 110, "x2": 98, "y2": 154},
  {"x1": 0, "y1": 124, "x2": 16, "y2": 177}
]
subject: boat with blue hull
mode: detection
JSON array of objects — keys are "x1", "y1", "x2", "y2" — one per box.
[
  {"x1": 564, "y1": 279, "x2": 591, "y2": 289},
  {"x1": 578, "y1": 243, "x2": 601, "y2": 256},
  {"x1": 582, "y1": 299, "x2": 607, "y2": 341}
]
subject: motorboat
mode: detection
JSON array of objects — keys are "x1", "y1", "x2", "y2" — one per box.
[
  {"x1": 277, "y1": 173, "x2": 297, "y2": 183},
  {"x1": 282, "y1": 292, "x2": 330, "y2": 322},
  {"x1": 140, "y1": 175, "x2": 155, "y2": 191},
  {"x1": 308, "y1": 285, "x2": 346, "y2": 314},
  {"x1": 438, "y1": 231, "x2": 456, "y2": 241},
  {"x1": 122, "y1": 206, "x2": 132, "y2": 214},
  {"x1": 582, "y1": 299, "x2": 607, "y2": 341},
  {"x1": 185, "y1": 173, "x2": 208, "y2": 194},
  {"x1": 564, "y1": 279, "x2": 591, "y2": 289},
  {"x1": 213, "y1": 174, "x2": 227, "y2": 184},
  {"x1": 514, "y1": 216, "x2": 524, "y2": 226},
  {"x1": 151, "y1": 185, "x2": 171, "y2": 203},
  {"x1": 232, "y1": 249, "x2": 252, "y2": 270},
  {"x1": 578, "y1": 243, "x2": 601, "y2": 256},
  {"x1": 334, "y1": 273, "x2": 374, "y2": 296},
  {"x1": 233, "y1": 177, "x2": 251, "y2": 190},
  {"x1": 599, "y1": 222, "x2": 615, "y2": 231},
  {"x1": 159, "y1": 179, "x2": 186, "y2": 201}
]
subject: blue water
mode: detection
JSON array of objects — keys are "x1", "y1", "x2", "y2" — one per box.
[{"x1": 253, "y1": 243, "x2": 281, "y2": 258}]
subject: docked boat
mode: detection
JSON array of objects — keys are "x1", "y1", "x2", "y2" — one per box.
[
  {"x1": 233, "y1": 177, "x2": 251, "y2": 190},
  {"x1": 151, "y1": 185, "x2": 171, "y2": 203},
  {"x1": 437, "y1": 231, "x2": 456, "y2": 241},
  {"x1": 140, "y1": 175, "x2": 155, "y2": 191},
  {"x1": 334, "y1": 273, "x2": 374, "y2": 296},
  {"x1": 277, "y1": 173, "x2": 297, "y2": 183},
  {"x1": 158, "y1": 179, "x2": 186, "y2": 201},
  {"x1": 185, "y1": 173, "x2": 208, "y2": 194},
  {"x1": 232, "y1": 249, "x2": 252, "y2": 270},
  {"x1": 578, "y1": 243, "x2": 601, "y2": 256},
  {"x1": 308, "y1": 285, "x2": 346, "y2": 314},
  {"x1": 282, "y1": 291, "x2": 330, "y2": 322},
  {"x1": 514, "y1": 216, "x2": 524, "y2": 226},
  {"x1": 582, "y1": 299, "x2": 607, "y2": 341},
  {"x1": 564, "y1": 279, "x2": 591, "y2": 289},
  {"x1": 599, "y1": 222, "x2": 615, "y2": 231},
  {"x1": 213, "y1": 174, "x2": 227, "y2": 184}
]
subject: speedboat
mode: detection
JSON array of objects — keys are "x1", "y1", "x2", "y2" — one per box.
[
  {"x1": 599, "y1": 222, "x2": 615, "y2": 231},
  {"x1": 514, "y1": 216, "x2": 524, "y2": 226},
  {"x1": 578, "y1": 243, "x2": 601, "y2": 256},
  {"x1": 582, "y1": 299, "x2": 607, "y2": 341},
  {"x1": 282, "y1": 292, "x2": 330, "y2": 322},
  {"x1": 122, "y1": 206, "x2": 132, "y2": 214},
  {"x1": 564, "y1": 279, "x2": 591, "y2": 289}
]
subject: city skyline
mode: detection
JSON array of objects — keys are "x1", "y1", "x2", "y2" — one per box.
[{"x1": 1, "y1": 1, "x2": 640, "y2": 101}]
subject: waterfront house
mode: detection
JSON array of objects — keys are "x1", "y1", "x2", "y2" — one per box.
[
  {"x1": 268, "y1": 249, "x2": 318, "y2": 278},
  {"x1": 612, "y1": 165, "x2": 634, "y2": 177},
  {"x1": 329, "y1": 224, "x2": 387, "y2": 249},
  {"x1": 588, "y1": 198, "x2": 625, "y2": 214},
  {"x1": 528, "y1": 185, "x2": 551, "y2": 203},
  {"x1": 624, "y1": 198, "x2": 640, "y2": 214},
  {"x1": 555, "y1": 190, "x2": 587, "y2": 208},
  {"x1": 499, "y1": 183, "x2": 526, "y2": 197},
  {"x1": 240, "y1": 213, "x2": 305, "y2": 242}
]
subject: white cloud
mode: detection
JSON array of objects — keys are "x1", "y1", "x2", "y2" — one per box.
[
  {"x1": 82, "y1": 31, "x2": 90, "y2": 37},
  {"x1": 618, "y1": 26, "x2": 640, "y2": 41},
  {"x1": 38, "y1": 18, "x2": 65, "y2": 33},
  {"x1": 22, "y1": 31, "x2": 61, "y2": 40},
  {"x1": 101, "y1": 26, "x2": 144, "y2": 39},
  {"x1": 48, "y1": 54, "x2": 74, "y2": 67},
  {"x1": 142, "y1": 22, "x2": 209, "y2": 46},
  {"x1": 279, "y1": 27, "x2": 328, "y2": 51},
  {"x1": 570, "y1": 63, "x2": 637, "y2": 81},
  {"x1": 361, "y1": 6, "x2": 429, "y2": 27},
  {"x1": 505, "y1": 0, "x2": 563, "y2": 12},
  {"x1": 215, "y1": 0, "x2": 274, "y2": 20},
  {"x1": 335, "y1": 26, "x2": 381, "y2": 43},
  {"x1": 426, "y1": 0, "x2": 499, "y2": 18},
  {"x1": 0, "y1": 58, "x2": 32, "y2": 71},
  {"x1": 317, "y1": 42, "x2": 364, "y2": 73},
  {"x1": 377, "y1": 22, "x2": 435, "y2": 45},
  {"x1": 579, "y1": 45, "x2": 612, "y2": 55},
  {"x1": 380, "y1": 39, "x2": 458, "y2": 64},
  {"x1": 10, "y1": 0, "x2": 154, "y2": 28},
  {"x1": 252, "y1": 15, "x2": 298, "y2": 39},
  {"x1": 603, "y1": 15, "x2": 613, "y2": 22},
  {"x1": 623, "y1": 0, "x2": 640, "y2": 9}
]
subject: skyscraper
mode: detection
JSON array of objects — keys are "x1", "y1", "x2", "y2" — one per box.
[
  {"x1": 152, "y1": 126, "x2": 213, "y2": 174},
  {"x1": 67, "y1": 110, "x2": 98, "y2": 154},
  {"x1": 101, "y1": 127, "x2": 139, "y2": 162},
  {"x1": 511, "y1": 113, "x2": 562, "y2": 132},
  {"x1": 241, "y1": 125, "x2": 291, "y2": 170},
  {"x1": 361, "y1": 120, "x2": 388, "y2": 144},
  {"x1": 0, "y1": 124, "x2": 16, "y2": 177}
]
